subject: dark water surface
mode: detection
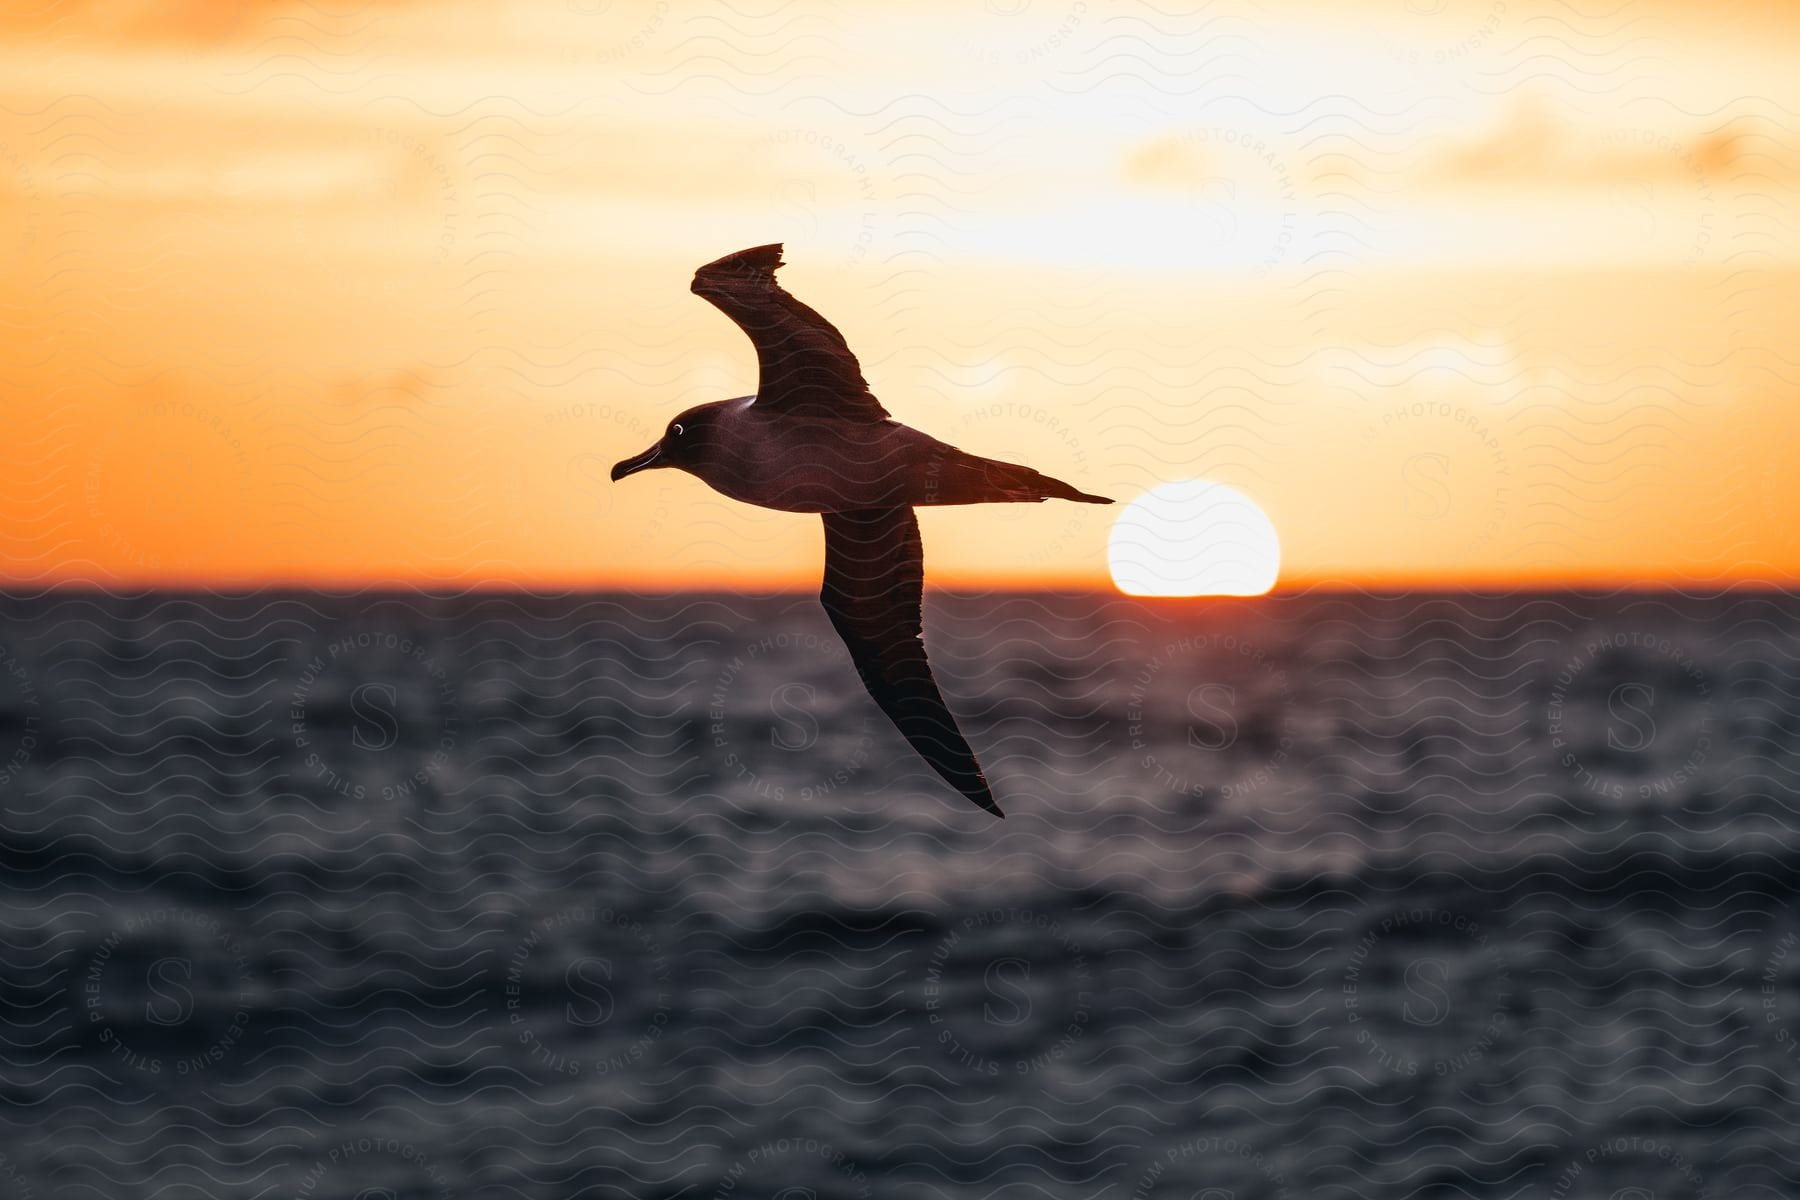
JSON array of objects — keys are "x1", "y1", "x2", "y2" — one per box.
[{"x1": 0, "y1": 589, "x2": 1796, "y2": 1198}]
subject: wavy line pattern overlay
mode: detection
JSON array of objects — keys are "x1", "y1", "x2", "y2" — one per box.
[{"x1": 0, "y1": 1, "x2": 1797, "y2": 1197}]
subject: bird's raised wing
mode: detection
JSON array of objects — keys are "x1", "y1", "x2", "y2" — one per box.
[
  {"x1": 691, "y1": 243, "x2": 891, "y2": 424},
  {"x1": 819, "y1": 507, "x2": 1002, "y2": 817}
]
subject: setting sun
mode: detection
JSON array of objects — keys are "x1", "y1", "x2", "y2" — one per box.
[{"x1": 1107, "y1": 479, "x2": 1283, "y2": 597}]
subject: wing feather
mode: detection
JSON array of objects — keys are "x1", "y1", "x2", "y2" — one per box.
[
  {"x1": 691, "y1": 244, "x2": 891, "y2": 424},
  {"x1": 818, "y1": 507, "x2": 1002, "y2": 817}
]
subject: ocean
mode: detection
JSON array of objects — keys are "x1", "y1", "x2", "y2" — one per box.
[{"x1": 0, "y1": 588, "x2": 1794, "y2": 1199}]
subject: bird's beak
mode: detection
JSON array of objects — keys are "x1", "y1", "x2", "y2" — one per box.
[{"x1": 610, "y1": 441, "x2": 664, "y2": 482}]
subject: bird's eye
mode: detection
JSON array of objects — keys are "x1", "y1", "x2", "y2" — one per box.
[{"x1": 671, "y1": 423, "x2": 685, "y2": 436}]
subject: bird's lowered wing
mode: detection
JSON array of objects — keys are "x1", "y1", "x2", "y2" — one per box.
[
  {"x1": 691, "y1": 243, "x2": 892, "y2": 424},
  {"x1": 819, "y1": 507, "x2": 1002, "y2": 817}
]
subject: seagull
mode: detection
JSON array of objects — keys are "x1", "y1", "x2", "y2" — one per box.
[{"x1": 611, "y1": 244, "x2": 1111, "y2": 817}]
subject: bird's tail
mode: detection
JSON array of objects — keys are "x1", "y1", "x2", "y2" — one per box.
[{"x1": 975, "y1": 457, "x2": 1114, "y2": 505}]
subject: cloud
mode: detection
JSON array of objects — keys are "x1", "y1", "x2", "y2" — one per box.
[
  {"x1": 0, "y1": 0, "x2": 418, "y2": 45},
  {"x1": 1428, "y1": 99, "x2": 1756, "y2": 188}
]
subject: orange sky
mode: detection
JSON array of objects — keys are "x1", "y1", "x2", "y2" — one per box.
[{"x1": 0, "y1": 0, "x2": 1795, "y2": 590}]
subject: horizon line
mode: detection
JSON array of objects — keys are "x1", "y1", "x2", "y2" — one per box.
[{"x1": 3, "y1": 577, "x2": 1795, "y2": 598}]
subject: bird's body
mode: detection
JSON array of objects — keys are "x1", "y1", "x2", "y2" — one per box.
[
  {"x1": 612, "y1": 244, "x2": 1110, "y2": 817},
  {"x1": 657, "y1": 394, "x2": 1108, "y2": 513}
]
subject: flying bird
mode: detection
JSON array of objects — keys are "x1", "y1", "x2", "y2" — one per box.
[{"x1": 611, "y1": 244, "x2": 1111, "y2": 817}]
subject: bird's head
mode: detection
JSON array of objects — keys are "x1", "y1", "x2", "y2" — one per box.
[{"x1": 610, "y1": 401, "x2": 727, "y2": 482}]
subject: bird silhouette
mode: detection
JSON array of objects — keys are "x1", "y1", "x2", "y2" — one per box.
[{"x1": 612, "y1": 244, "x2": 1111, "y2": 816}]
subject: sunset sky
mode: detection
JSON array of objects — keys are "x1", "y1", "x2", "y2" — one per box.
[{"x1": 1, "y1": 0, "x2": 1795, "y2": 589}]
